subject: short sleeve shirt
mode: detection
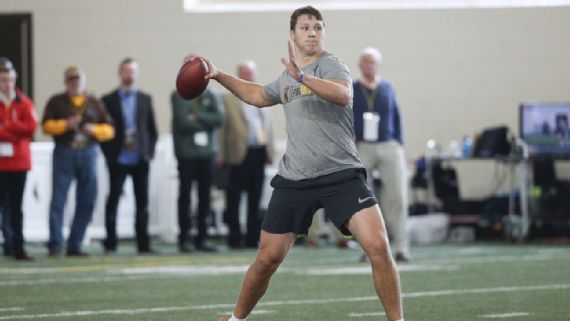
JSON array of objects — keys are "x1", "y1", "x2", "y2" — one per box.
[{"x1": 264, "y1": 51, "x2": 363, "y2": 180}]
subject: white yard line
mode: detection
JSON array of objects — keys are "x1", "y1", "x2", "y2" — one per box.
[
  {"x1": 0, "y1": 263, "x2": 454, "y2": 287},
  {"x1": 299, "y1": 264, "x2": 458, "y2": 275},
  {"x1": 349, "y1": 311, "x2": 386, "y2": 317},
  {"x1": 219, "y1": 310, "x2": 275, "y2": 315},
  {"x1": 0, "y1": 306, "x2": 230, "y2": 320},
  {"x1": 0, "y1": 307, "x2": 23, "y2": 312},
  {"x1": 401, "y1": 284, "x2": 570, "y2": 298},
  {"x1": 481, "y1": 312, "x2": 530, "y2": 318},
  {"x1": 0, "y1": 251, "x2": 566, "y2": 287},
  {"x1": 0, "y1": 274, "x2": 163, "y2": 287},
  {"x1": 419, "y1": 253, "x2": 570, "y2": 265},
  {"x1": 118, "y1": 265, "x2": 249, "y2": 275},
  {"x1": 1, "y1": 250, "x2": 568, "y2": 278},
  {"x1": 0, "y1": 283, "x2": 567, "y2": 320}
]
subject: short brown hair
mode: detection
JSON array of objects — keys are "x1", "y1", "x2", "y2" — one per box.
[
  {"x1": 119, "y1": 57, "x2": 136, "y2": 68},
  {"x1": 290, "y1": 6, "x2": 324, "y2": 31}
]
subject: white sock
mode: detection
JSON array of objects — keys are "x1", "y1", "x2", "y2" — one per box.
[{"x1": 228, "y1": 315, "x2": 246, "y2": 321}]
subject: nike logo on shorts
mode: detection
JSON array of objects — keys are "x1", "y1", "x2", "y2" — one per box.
[{"x1": 358, "y1": 196, "x2": 374, "y2": 204}]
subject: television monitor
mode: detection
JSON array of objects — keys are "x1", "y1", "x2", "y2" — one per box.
[{"x1": 520, "y1": 102, "x2": 570, "y2": 158}]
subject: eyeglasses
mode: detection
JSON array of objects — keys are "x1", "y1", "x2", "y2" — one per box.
[{"x1": 66, "y1": 75, "x2": 80, "y2": 81}]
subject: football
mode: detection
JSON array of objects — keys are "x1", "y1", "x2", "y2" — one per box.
[{"x1": 175, "y1": 57, "x2": 210, "y2": 100}]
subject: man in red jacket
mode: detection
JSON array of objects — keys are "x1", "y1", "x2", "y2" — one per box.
[{"x1": 0, "y1": 57, "x2": 38, "y2": 261}]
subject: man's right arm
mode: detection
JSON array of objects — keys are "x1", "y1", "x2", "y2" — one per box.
[
  {"x1": 42, "y1": 96, "x2": 69, "y2": 136},
  {"x1": 200, "y1": 57, "x2": 276, "y2": 108},
  {"x1": 214, "y1": 70, "x2": 275, "y2": 108}
]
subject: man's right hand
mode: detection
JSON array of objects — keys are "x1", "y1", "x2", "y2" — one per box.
[
  {"x1": 197, "y1": 57, "x2": 275, "y2": 108},
  {"x1": 67, "y1": 115, "x2": 81, "y2": 131},
  {"x1": 197, "y1": 57, "x2": 219, "y2": 80}
]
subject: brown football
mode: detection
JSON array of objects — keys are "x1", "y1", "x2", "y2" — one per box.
[{"x1": 175, "y1": 57, "x2": 210, "y2": 100}]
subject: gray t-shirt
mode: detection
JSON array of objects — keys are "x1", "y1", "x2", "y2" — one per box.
[{"x1": 264, "y1": 51, "x2": 363, "y2": 180}]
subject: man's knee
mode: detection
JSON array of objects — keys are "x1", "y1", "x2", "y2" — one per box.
[
  {"x1": 362, "y1": 238, "x2": 391, "y2": 261},
  {"x1": 254, "y1": 251, "x2": 285, "y2": 275}
]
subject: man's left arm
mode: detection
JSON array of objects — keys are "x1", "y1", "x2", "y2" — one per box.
[
  {"x1": 2, "y1": 97, "x2": 38, "y2": 138},
  {"x1": 281, "y1": 43, "x2": 351, "y2": 106},
  {"x1": 300, "y1": 76, "x2": 352, "y2": 106}
]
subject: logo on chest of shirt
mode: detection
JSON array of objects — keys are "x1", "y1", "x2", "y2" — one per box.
[{"x1": 283, "y1": 84, "x2": 313, "y2": 104}]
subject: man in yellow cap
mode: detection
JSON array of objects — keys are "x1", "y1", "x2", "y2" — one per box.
[{"x1": 42, "y1": 65, "x2": 115, "y2": 257}]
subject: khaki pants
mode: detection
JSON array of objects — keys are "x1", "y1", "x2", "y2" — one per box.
[{"x1": 357, "y1": 140, "x2": 410, "y2": 255}]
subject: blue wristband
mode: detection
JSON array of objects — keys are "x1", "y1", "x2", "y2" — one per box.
[{"x1": 297, "y1": 71, "x2": 304, "y2": 83}]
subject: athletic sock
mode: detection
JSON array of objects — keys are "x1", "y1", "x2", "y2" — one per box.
[{"x1": 228, "y1": 315, "x2": 246, "y2": 321}]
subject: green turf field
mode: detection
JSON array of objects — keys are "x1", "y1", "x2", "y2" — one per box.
[{"x1": 1, "y1": 242, "x2": 569, "y2": 320}]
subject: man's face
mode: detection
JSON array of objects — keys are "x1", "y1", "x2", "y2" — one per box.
[
  {"x1": 290, "y1": 14, "x2": 324, "y2": 55},
  {"x1": 359, "y1": 53, "x2": 379, "y2": 79},
  {"x1": 238, "y1": 64, "x2": 255, "y2": 82},
  {"x1": 119, "y1": 61, "x2": 139, "y2": 87},
  {"x1": 0, "y1": 70, "x2": 16, "y2": 96},
  {"x1": 65, "y1": 72, "x2": 86, "y2": 95}
]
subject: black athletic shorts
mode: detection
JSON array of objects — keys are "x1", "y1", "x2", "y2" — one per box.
[{"x1": 262, "y1": 167, "x2": 378, "y2": 237}]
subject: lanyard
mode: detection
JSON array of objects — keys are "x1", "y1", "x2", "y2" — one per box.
[{"x1": 359, "y1": 83, "x2": 378, "y2": 111}]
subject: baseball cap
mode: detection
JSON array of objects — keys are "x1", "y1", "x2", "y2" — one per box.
[{"x1": 64, "y1": 65, "x2": 84, "y2": 80}]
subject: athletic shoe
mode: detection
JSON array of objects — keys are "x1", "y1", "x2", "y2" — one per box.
[
  {"x1": 395, "y1": 252, "x2": 412, "y2": 263},
  {"x1": 3, "y1": 249, "x2": 13, "y2": 257},
  {"x1": 14, "y1": 249, "x2": 34, "y2": 261},
  {"x1": 195, "y1": 242, "x2": 218, "y2": 252},
  {"x1": 48, "y1": 248, "x2": 61, "y2": 257},
  {"x1": 66, "y1": 250, "x2": 89, "y2": 257},
  {"x1": 178, "y1": 242, "x2": 193, "y2": 253},
  {"x1": 304, "y1": 240, "x2": 319, "y2": 248},
  {"x1": 138, "y1": 248, "x2": 160, "y2": 255},
  {"x1": 336, "y1": 240, "x2": 348, "y2": 248}
]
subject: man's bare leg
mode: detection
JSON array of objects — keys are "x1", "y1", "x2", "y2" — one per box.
[
  {"x1": 346, "y1": 205, "x2": 404, "y2": 321},
  {"x1": 233, "y1": 231, "x2": 297, "y2": 319}
]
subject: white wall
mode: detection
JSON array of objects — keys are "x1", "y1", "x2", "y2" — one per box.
[{"x1": 2, "y1": 0, "x2": 570, "y2": 197}]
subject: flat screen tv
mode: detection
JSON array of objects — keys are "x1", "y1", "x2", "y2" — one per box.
[{"x1": 520, "y1": 102, "x2": 570, "y2": 158}]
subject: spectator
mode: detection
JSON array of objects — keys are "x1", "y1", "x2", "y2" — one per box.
[
  {"x1": 171, "y1": 56, "x2": 223, "y2": 253},
  {"x1": 352, "y1": 47, "x2": 411, "y2": 262},
  {"x1": 0, "y1": 57, "x2": 37, "y2": 260},
  {"x1": 42, "y1": 65, "x2": 114, "y2": 257},
  {"x1": 220, "y1": 61, "x2": 274, "y2": 249},
  {"x1": 101, "y1": 58, "x2": 158, "y2": 254}
]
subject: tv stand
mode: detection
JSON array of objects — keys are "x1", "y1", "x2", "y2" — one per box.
[{"x1": 424, "y1": 153, "x2": 533, "y2": 241}]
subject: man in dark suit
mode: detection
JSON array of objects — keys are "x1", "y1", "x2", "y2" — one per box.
[{"x1": 100, "y1": 58, "x2": 158, "y2": 254}]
